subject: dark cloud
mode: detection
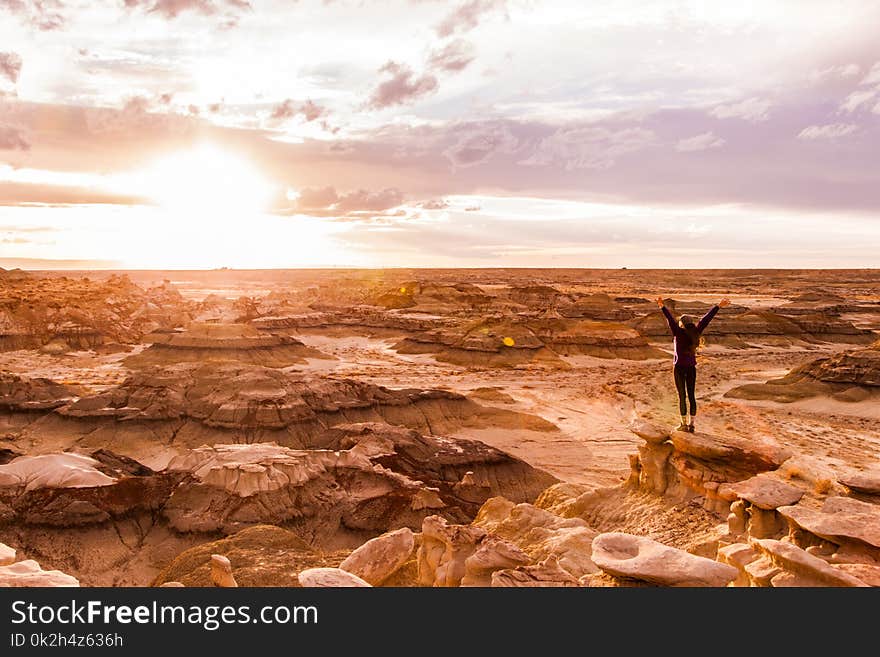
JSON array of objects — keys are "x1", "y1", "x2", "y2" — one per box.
[
  {"x1": 0, "y1": 52, "x2": 23, "y2": 84},
  {"x1": 270, "y1": 98, "x2": 327, "y2": 123},
  {"x1": 435, "y1": 0, "x2": 506, "y2": 38},
  {"x1": 0, "y1": 0, "x2": 65, "y2": 31},
  {"x1": 367, "y1": 61, "x2": 438, "y2": 109},
  {"x1": 0, "y1": 124, "x2": 29, "y2": 150},
  {"x1": 427, "y1": 39, "x2": 475, "y2": 73}
]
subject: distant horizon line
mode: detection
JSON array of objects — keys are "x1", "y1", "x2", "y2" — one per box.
[{"x1": 3, "y1": 265, "x2": 879, "y2": 273}]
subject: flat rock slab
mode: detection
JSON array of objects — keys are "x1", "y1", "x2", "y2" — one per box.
[
  {"x1": 629, "y1": 421, "x2": 669, "y2": 444},
  {"x1": 751, "y1": 539, "x2": 868, "y2": 587},
  {"x1": 670, "y1": 431, "x2": 790, "y2": 472},
  {"x1": 591, "y1": 532, "x2": 738, "y2": 587},
  {"x1": 719, "y1": 473, "x2": 805, "y2": 509},
  {"x1": 839, "y1": 471, "x2": 880, "y2": 496},
  {"x1": 779, "y1": 498, "x2": 880, "y2": 550},
  {"x1": 297, "y1": 567, "x2": 371, "y2": 588}
]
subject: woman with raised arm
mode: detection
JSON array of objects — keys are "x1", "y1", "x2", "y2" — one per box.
[{"x1": 655, "y1": 296, "x2": 731, "y2": 433}]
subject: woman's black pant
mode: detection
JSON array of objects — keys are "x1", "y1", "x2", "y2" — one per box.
[{"x1": 674, "y1": 364, "x2": 697, "y2": 416}]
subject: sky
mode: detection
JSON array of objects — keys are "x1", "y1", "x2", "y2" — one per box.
[{"x1": 1, "y1": 0, "x2": 880, "y2": 269}]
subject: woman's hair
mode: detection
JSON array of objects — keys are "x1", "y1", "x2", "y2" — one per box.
[{"x1": 678, "y1": 315, "x2": 704, "y2": 350}]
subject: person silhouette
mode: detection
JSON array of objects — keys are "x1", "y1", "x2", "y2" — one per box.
[{"x1": 655, "y1": 296, "x2": 730, "y2": 432}]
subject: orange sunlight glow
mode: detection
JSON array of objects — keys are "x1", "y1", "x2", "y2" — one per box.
[{"x1": 137, "y1": 144, "x2": 275, "y2": 217}]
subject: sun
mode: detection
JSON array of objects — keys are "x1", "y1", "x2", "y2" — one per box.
[{"x1": 137, "y1": 144, "x2": 275, "y2": 218}]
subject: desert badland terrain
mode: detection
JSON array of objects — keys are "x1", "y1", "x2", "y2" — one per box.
[{"x1": 1, "y1": 267, "x2": 879, "y2": 587}]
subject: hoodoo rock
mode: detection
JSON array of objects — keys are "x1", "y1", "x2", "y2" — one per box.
[{"x1": 1, "y1": 373, "x2": 80, "y2": 435}]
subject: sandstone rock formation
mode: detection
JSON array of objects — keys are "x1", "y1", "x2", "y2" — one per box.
[
  {"x1": 394, "y1": 319, "x2": 567, "y2": 369},
  {"x1": 633, "y1": 306, "x2": 873, "y2": 347},
  {"x1": 0, "y1": 559, "x2": 80, "y2": 587},
  {"x1": 0, "y1": 273, "x2": 191, "y2": 353},
  {"x1": 0, "y1": 373, "x2": 79, "y2": 434},
  {"x1": 0, "y1": 451, "x2": 180, "y2": 526},
  {"x1": 394, "y1": 314, "x2": 664, "y2": 367},
  {"x1": 726, "y1": 343, "x2": 880, "y2": 404},
  {"x1": 210, "y1": 554, "x2": 238, "y2": 587},
  {"x1": 124, "y1": 323, "x2": 329, "y2": 368},
  {"x1": 590, "y1": 532, "x2": 738, "y2": 587},
  {"x1": 0, "y1": 542, "x2": 14, "y2": 566},
  {"x1": 627, "y1": 425, "x2": 791, "y2": 514},
  {"x1": 20, "y1": 364, "x2": 556, "y2": 464},
  {"x1": 472, "y1": 496, "x2": 598, "y2": 579}
]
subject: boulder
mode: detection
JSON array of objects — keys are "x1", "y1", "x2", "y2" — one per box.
[
  {"x1": 0, "y1": 559, "x2": 79, "y2": 587},
  {"x1": 590, "y1": 532, "x2": 738, "y2": 587},
  {"x1": 339, "y1": 528, "x2": 415, "y2": 586},
  {"x1": 298, "y1": 567, "x2": 371, "y2": 588}
]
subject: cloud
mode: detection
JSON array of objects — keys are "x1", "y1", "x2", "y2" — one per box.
[
  {"x1": 797, "y1": 123, "x2": 858, "y2": 140},
  {"x1": 0, "y1": 124, "x2": 29, "y2": 150},
  {"x1": 367, "y1": 61, "x2": 438, "y2": 109},
  {"x1": 839, "y1": 88, "x2": 876, "y2": 113},
  {"x1": 123, "y1": 0, "x2": 250, "y2": 20},
  {"x1": 0, "y1": 52, "x2": 22, "y2": 84},
  {"x1": 520, "y1": 125, "x2": 655, "y2": 170},
  {"x1": 809, "y1": 63, "x2": 861, "y2": 83},
  {"x1": 417, "y1": 199, "x2": 449, "y2": 210},
  {"x1": 862, "y1": 62, "x2": 880, "y2": 86},
  {"x1": 427, "y1": 40, "x2": 475, "y2": 73},
  {"x1": 441, "y1": 122, "x2": 519, "y2": 168},
  {"x1": 709, "y1": 97, "x2": 772, "y2": 122},
  {"x1": 281, "y1": 186, "x2": 405, "y2": 218},
  {"x1": 675, "y1": 131, "x2": 725, "y2": 152},
  {"x1": 435, "y1": 0, "x2": 506, "y2": 38},
  {"x1": 269, "y1": 98, "x2": 327, "y2": 123},
  {"x1": 0, "y1": 0, "x2": 64, "y2": 30}
]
